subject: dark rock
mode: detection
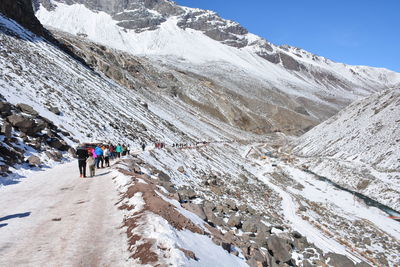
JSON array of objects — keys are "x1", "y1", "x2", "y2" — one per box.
[
  {"x1": 266, "y1": 235, "x2": 292, "y2": 263},
  {"x1": 0, "y1": 0, "x2": 46, "y2": 36},
  {"x1": 326, "y1": 252, "x2": 355, "y2": 267},
  {"x1": 48, "y1": 106, "x2": 61, "y2": 115},
  {"x1": 45, "y1": 151, "x2": 62, "y2": 162},
  {"x1": 7, "y1": 115, "x2": 34, "y2": 129},
  {"x1": 27, "y1": 155, "x2": 41, "y2": 166},
  {"x1": 157, "y1": 171, "x2": 171, "y2": 182},
  {"x1": 0, "y1": 102, "x2": 12, "y2": 115},
  {"x1": 1, "y1": 122, "x2": 12, "y2": 140},
  {"x1": 177, "y1": 189, "x2": 196, "y2": 202},
  {"x1": 279, "y1": 52, "x2": 304, "y2": 71},
  {"x1": 47, "y1": 138, "x2": 63, "y2": 149},
  {"x1": 221, "y1": 242, "x2": 232, "y2": 253},
  {"x1": 0, "y1": 164, "x2": 9, "y2": 175},
  {"x1": 16, "y1": 103, "x2": 38, "y2": 116}
]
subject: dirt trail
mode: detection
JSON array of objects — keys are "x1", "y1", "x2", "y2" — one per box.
[{"x1": 0, "y1": 160, "x2": 130, "y2": 266}]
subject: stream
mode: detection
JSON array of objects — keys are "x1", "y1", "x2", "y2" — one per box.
[{"x1": 304, "y1": 169, "x2": 400, "y2": 219}]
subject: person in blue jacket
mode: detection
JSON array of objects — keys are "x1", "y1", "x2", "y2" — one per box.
[{"x1": 94, "y1": 146, "x2": 104, "y2": 169}]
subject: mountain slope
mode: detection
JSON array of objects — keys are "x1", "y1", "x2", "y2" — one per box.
[
  {"x1": 34, "y1": 0, "x2": 400, "y2": 135},
  {"x1": 1, "y1": 5, "x2": 399, "y2": 267},
  {"x1": 293, "y1": 88, "x2": 400, "y2": 211}
]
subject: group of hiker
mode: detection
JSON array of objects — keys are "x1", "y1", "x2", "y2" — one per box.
[
  {"x1": 76, "y1": 140, "x2": 211, "y2": 177},
  {"x1": 76, "y1": 143, "x2": 130, "y2": 178}
]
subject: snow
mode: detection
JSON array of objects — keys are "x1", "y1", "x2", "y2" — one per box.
[
  {"x1": 130, "y1": 212, "x2": 248, "y2": 267},
  {"x1": 35, "y1": 2, "x2": 400, "y2": 114},
  {"x1": 0, "y1": 161, "x2": 132, "y2": 266},
  {"x1": 294, "y1": 88, "x2": 400, "y2": 210}
]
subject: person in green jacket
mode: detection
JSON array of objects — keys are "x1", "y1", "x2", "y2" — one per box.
[{"x1": 116, "y1": 144, "x2": 122, "y2": 158}]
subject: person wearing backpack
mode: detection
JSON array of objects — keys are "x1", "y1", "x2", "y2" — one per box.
[
  {"x1": 94, "y1": 145, "x2": 104, "y2": 168},
  {"x1": 76, "y1": 144, "x2": 89, "y2": 178}
]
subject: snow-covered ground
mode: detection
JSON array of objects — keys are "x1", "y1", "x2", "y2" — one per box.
[
  {"x1": 294, "y1": 88, "x2": 400, "y2": 211},
  {"x1": 0, "y1": 160, "x2": 131, "y2": 266}
]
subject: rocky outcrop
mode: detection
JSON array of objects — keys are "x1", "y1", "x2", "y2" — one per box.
[
  {"x1": 0, "y1": 97, "x2": 75, "y2": 174},
  {"x1": 0, "y1": 0, "x2": 45, "y2": 36}
]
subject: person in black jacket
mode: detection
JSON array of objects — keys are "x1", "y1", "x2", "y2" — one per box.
[{"x1": 76, "y1": 144, "x2": 89, "y2": 178}]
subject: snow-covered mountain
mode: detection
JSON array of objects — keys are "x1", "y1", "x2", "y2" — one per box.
[
  {"x1": 1, "y1": 1, "x2": 400, "y2": 266},
  {"x1": 293, "y1": 88, "x2": 400, "y2": 211},
  {"x1": 33, "y1": 0, "x2": 400, "y2": 135}
]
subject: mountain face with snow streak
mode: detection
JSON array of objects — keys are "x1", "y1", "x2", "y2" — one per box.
[
  {"x1": 33, "y1": 0, "x2": 400, "y2": 136},
  {"x1": 293, "y1": 88, "x2": 400, "y2": 211}
]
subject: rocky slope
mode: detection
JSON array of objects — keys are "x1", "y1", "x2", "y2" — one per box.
[
  {"x1": 1, "y1": 2, "x2": 399, "y2": 267},
  {"x1": 1, "y1": 0, "x2": 45, "y2": 36},
  {"x1": 293, "y1": 88, "x2": 400, "y2": 211},
  {"x1": 33, "y1": 0, "x2": 400, "y2": 136}
]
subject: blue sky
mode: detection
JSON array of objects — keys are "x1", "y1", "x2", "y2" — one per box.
[{"x1": 175, "y1": 0, "x2": 400, "y2": 72}]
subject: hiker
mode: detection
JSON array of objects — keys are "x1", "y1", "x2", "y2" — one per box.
[
  {"x1": 76, "y1": 144, "x2": 89, "y2": 178},
  {"x1": 94, "y1": 145, "x2": 104, "y2": 168},
  {"x1": 87, "y1": 154, "x2": 96, "y2": 177},
  {"x1": 104, "y1": 146, "x2": 110, "y2": 167},
  {"x1": 109, "y1": 144, "x2": 115, "y2": 159},
  {"x1": 116, "y1": 144, "x2": 122, "y2": 158},
  {"x1": 141, "y1": 142, "x2": 146, "y2": 151},
  {"x1": 122, "y1": 145, "x2": 127, "y2": 156}
]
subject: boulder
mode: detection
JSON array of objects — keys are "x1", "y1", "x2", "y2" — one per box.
[
  {"x1": 45, "y1": 151, "x2": 62, "y2": 162},
  {"x1": 182, "y1": 203, "x2": 206, "y2": 220},
  {"x1": 227, "y1": 214, "x2": 242, "y2": 228},
  {"x1": 157, "y1": 171, "x2": 171, "y2": 182},
  {"x1": 7, "y1": 114, "x2": 34, "y2": 129},
  {"x1": 27, "y1": 155, "x2": 41, "y2": 166},
  {"x1": 242, "y1": 216, "x2": 261, "y2": 233},
  {"x1": 266, "y1": 235, "x2": 292, "y2": 263},
  {"x1": 32, "y1": 119, "x2": 47, "y2": 134},
  {"x1": 225, "y1": 199, "x2": 238, "y2": 211},
  {"x1": 48, "y1": 106, "x2": 61, "y2": 115},
  {"x1": 246, "y1": 250, "x2": 271, "y2": 267},
  {"x1": 1, "y1": 122, "x2": 12, "y2": 140},
  {"x1": 0, "y1": 101, "x2": 12, "y2": 116},
  {"x1": 47, "y1": 138, "x2": 63, "y2": 149},
  {"x1": 177, "y1": 189, "x2": 197, "y2": 202},
  {"x1": 326, "y1": 252, "x2": 355, "y2": 267},
  {"x1": 291, "y1": 231, "x2": 308, "y2": 250},
  {"x1": 203, "y1": 206, "x2": 224, "y2": 226},
  {"x1": 177, "y1": 166, "x2": 185, "y2": 173},
  {"x1": 16, "y1": 103, "x2": 38, "y2": 116}
]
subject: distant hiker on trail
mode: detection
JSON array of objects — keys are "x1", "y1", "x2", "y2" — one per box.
[
  {"x1": 104, "y1": 146, "x2": 110, "y2": 167},
  {"x1": 87, "y1": 154, "x2": 96, "y2": 177},
  {"x1": 141, "y1": 142, "x2": 146, "y2": 151},
  {"x1": 122, "y1": 145, "x2": 127, "y2": 156},
  {"x1": 127, "y1": 145, "x2": 130, "y2": 155},
  {"x1": 116, "y1": 144, "x2": 122, "y2": 158},
  {"x1": 94, "y1": 145, "x2": 104, "y2": 169},
  {"x1": 109, "y1": 144, "x2": 115, "y2": 159},
  {"x1": 76, "y1": 144, "x2": 89, "y2": 178}
]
